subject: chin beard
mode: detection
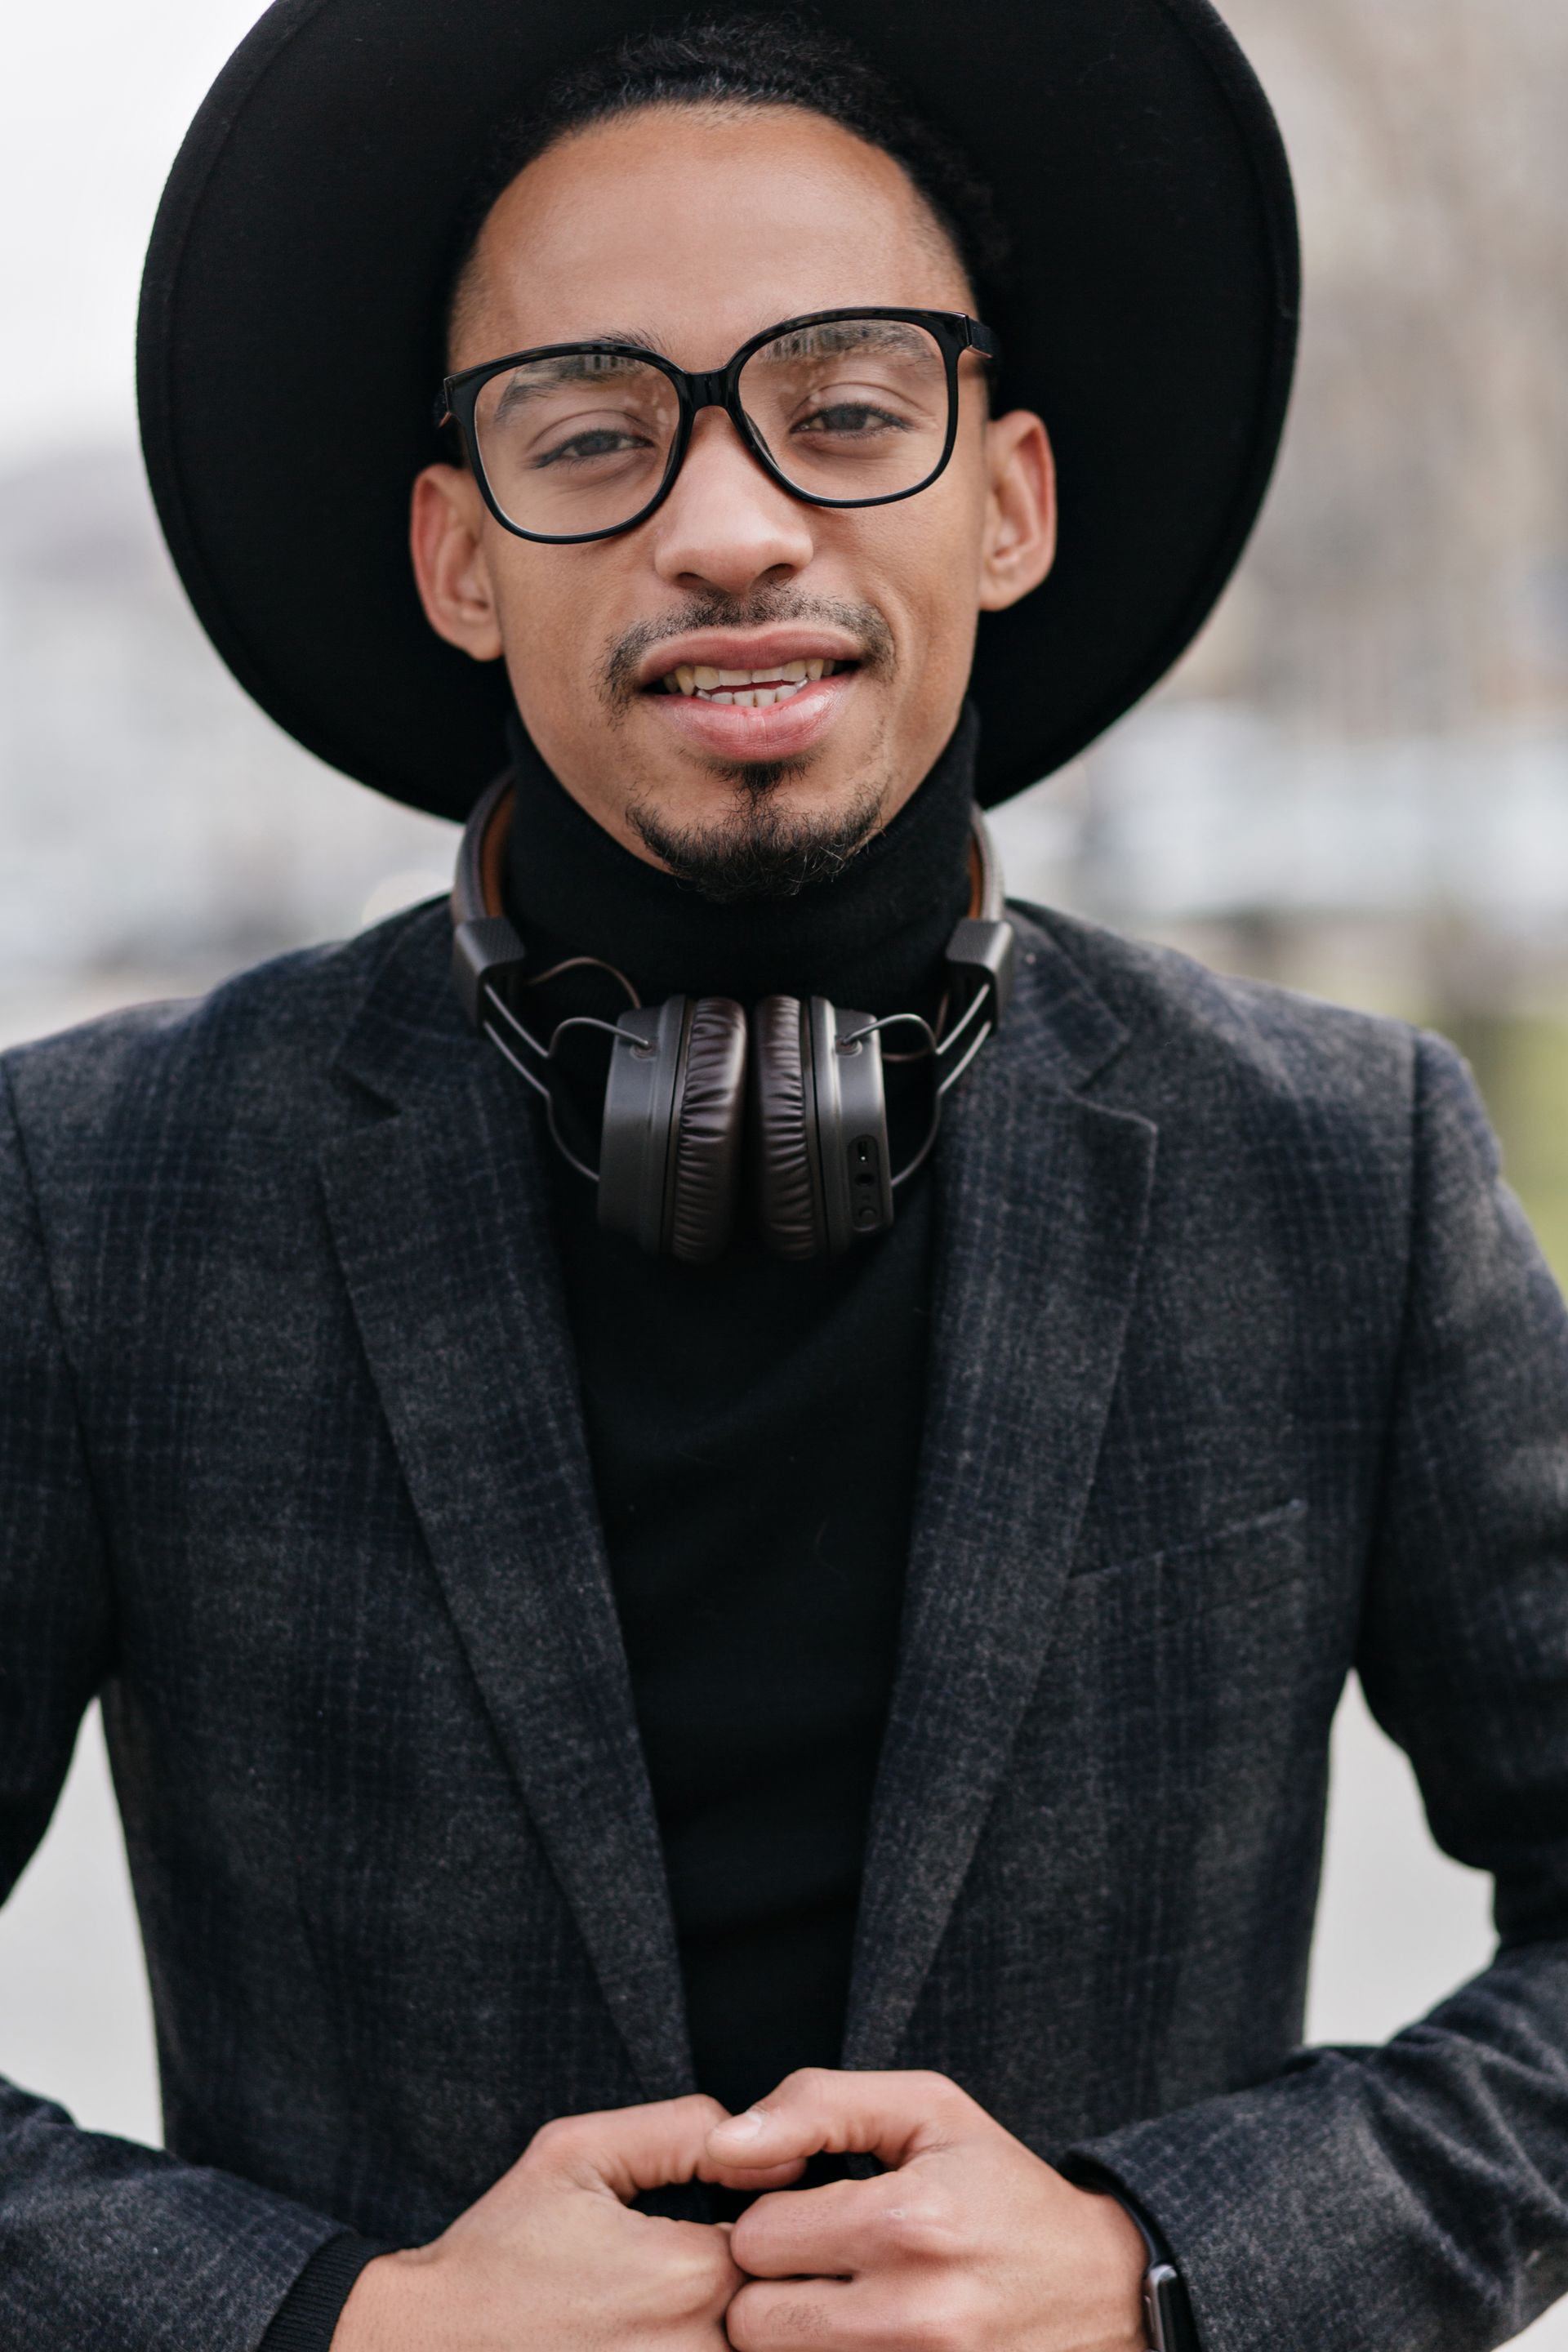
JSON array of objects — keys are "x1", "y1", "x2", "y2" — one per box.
[{"x1": 628, "y1": 764, "x2": 887, "y2": 903}]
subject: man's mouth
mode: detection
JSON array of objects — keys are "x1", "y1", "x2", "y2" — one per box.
[
  {"x1": 654, "y1": 657, "x2": 850, "y2": 709},
  {"x1": 624, "y1": 624, "x2": 872, "y2": 760}
]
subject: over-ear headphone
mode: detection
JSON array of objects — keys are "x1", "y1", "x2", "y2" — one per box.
[{"x1": 452, "y1": 775, "x2": 1015, "y2": 1264}]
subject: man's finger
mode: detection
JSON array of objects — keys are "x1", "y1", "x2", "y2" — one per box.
[
  {"x1": 707, "y1": 2152, "x2": 810, "y2": 2192},
  {"x1": 725, "y1": 2274, "x2": 856, "y2": 2352},
  {"x1": 729, "y1": 2176, "x2": 886, "y2": 2279},
  {"x1": 706, "y1": 2066, "x2": 972, "y2": 2175},
  {"x1": 728, "y1": 2273, "x2": 924, "y2": 2352},
  {"x1": 528, "y1": 2093, "x2": 748, "y2": 2200}
]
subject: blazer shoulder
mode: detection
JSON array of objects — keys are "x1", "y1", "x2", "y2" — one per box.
[
  {"x1": 1, "y1": 905, "x2": 446, "y2": 1169},
  {"x1": 1024, "y1": 904, "x2": 1423, "y2": 1138}
]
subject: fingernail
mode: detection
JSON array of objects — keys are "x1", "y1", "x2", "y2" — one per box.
[{"x1": 712, "y1": 2109, "x2": 766, "y2": 2143}]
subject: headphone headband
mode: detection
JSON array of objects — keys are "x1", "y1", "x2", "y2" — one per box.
[
  {"x1": 449, "y1": 768, "x2": 521, "y2": 1026},
  {"x1": 970, "y1": 800, "x2": 1005, "y2": 924}
]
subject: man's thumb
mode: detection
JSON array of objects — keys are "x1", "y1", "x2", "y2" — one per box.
[
  {"x1": 532, "y1": 2094, "x2": 742, "y2": 2201},
  {"x1": 706, "y1": 2067, "x2": 960, "y2": 2175}
]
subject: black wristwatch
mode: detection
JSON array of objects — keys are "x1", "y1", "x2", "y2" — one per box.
[
  {"x1": 1064, "y1": 2164, "x2": 1200, "y2": 2352},
  {"x1": 1118, "y1": 2197, "x2": 1200, "y2": 2352}
]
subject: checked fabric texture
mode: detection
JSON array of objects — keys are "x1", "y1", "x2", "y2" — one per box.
[{"x1": 0, "y1": 902, "x2": 1566, "y2": 2350}]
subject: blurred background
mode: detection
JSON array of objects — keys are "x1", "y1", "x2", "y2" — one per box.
[{"x1": 1, "y1": 1, "x2": 1565, "y2": 2338}]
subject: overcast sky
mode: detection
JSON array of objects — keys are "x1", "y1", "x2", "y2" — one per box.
[{"x1": 1, "y1": 2, "x2": 269, "y2": 468}]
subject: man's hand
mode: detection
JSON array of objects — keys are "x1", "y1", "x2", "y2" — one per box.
[
  {"x1": 333, "y1": 2092, "x2": 785, "y2": 2351},
  {"x1": 706, "y1": 2068, "x2": 1149, "y2": 2352}
]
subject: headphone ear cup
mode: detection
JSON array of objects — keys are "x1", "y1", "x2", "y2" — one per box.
[
  {"x1": 750, "y1": 995, "x2": 826, "y2": 1261},
  {"x1": 666, "y1": 996, "x2": 748, "y2": 1265}
]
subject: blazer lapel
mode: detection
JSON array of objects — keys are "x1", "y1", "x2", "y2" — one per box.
[
  {"x1": 319, "y1": 915, "x2": 690, "y2": 2100},
  {"x1": 844, "y1": 919, "x2": 1156, "y2": 2069}
]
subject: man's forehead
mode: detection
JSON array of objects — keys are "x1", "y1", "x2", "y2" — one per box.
[{"x1": 454, "y1": 101, "x2": 973, "y2": 363}]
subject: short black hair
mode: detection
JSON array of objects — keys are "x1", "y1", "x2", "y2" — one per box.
[{"x1": 442, "y1": 10, "x2": 1009, "y2": 359}]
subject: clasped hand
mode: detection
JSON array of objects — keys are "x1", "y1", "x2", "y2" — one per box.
[{"x1": 335, "y1": 2068, "x2": 1149, "y2": 2351}]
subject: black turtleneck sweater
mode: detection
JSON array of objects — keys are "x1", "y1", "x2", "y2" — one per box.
[
  {"x1": 261, "y1": 716, "x2": 980, "y2": 2348},
  {"x1": 506, "y1": 710, "x2": 978, "y2": 2118}
]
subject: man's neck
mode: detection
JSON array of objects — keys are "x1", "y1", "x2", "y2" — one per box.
[{"x1": 500, "y1": 704, "x2": 980, "y2": 1020}]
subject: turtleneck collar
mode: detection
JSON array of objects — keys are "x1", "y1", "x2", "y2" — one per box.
[{"x1": 501, "y1": 703, "x2": 980, "y2": 1019}]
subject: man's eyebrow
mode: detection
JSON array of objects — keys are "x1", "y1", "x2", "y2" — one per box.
[
  {"x1": 568, "y1": 326, "x2": 673, "y2": 358},
  {"x1": 485, "y1": 332, "x2": 675, "y2": 419},
  {"x1": 474, "y1": 326, "x2": 674, "y2": 376}
]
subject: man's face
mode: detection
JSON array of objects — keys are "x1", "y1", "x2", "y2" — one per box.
[{"x1": 412, "y1": 104, "x2": 1054, "y2": 889}]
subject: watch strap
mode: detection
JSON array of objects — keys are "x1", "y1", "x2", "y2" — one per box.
[{"x1": 1062, "y1": 2162, "x2": 1200, "y2": 2352}]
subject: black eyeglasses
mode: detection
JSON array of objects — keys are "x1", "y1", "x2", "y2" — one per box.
[{"x1": 434, "y1": 307, "x2": 999, "y2": 545}]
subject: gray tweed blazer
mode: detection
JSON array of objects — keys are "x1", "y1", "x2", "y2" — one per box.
[{"x1": 1, "y1": 900, "x2": 1565, "y2": 2352}]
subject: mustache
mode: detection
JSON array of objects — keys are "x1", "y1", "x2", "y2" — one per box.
[{"x1": 599, "y1": 590, "x2": 896, "y2": 707}]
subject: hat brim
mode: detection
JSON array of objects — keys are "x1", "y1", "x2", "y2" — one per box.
[{"x1": 138, "y1": 0, "x2": 1298, "y2": 819}]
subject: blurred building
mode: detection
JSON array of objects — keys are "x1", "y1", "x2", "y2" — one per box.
[
  {"x1": 0, "y1": 448, "x2": 454, "y2": 1013},
  {"x1": 2, "y1": 0, "x2": 1566, "y2": 1169}
]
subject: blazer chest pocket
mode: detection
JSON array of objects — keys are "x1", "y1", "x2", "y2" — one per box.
[
  {"x1": 996, "y1": 1499, "x2": 1330, "y2": 2051},
  {"x1": 1064, "y1": 1497, "x2": 1312, "y2": 1636},
  {"x1": 1029, "y1": 1499, "x2": 1322, "y2": 1825}
]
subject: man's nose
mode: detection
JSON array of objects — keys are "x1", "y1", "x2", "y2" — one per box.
[{"x1": 648, "y1": 407, "x2": 816, "y2": 598}]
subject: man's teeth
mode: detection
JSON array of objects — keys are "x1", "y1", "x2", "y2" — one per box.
[{"x1": 659, "y1": 657, "x2": 840, "y2": 706}]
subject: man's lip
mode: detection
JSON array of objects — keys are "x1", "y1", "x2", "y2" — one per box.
[
  {"x1": 635, "y1": 625, "x2": 865, "y2": 692},
  {"x1": 643, "y1": 666, "x2": 858, "y2": 758}
]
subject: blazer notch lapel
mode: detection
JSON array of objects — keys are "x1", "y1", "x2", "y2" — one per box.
[
  {"x1": 318, "y1": 941, "x2": 691, "y2": 2100},
  {"x1": 845, "y1": 953, "x2": 1156, "y2": 2070}
]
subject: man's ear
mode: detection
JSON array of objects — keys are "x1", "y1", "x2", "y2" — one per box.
[
  {"x1": 978, "y1": 410, "x2": 1057, "y2": 612},
  {"x1": 409, "y1": 463, "x2": 505, "y2": 660}
]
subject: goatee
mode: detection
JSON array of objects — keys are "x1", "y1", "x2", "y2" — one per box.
[
  {"x1": 603, "y1": 587, "x2": 897, "y2": 900},
  {"x1": 627, "y1": 764, "x2": 886, "y2": 903}
]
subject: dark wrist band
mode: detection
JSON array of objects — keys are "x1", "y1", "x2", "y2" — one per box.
[
  {"x1": 1062, "y1": 2162, "x2": 1200, "y2": 2352},
  {"x1": 1116, "y1": 2198, "x2": 1199, "y2": 2352}
]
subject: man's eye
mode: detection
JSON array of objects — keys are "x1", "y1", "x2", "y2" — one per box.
[
  {"x1": 533, "y1": 426, "x2": 653, "y2": 468},
  {"x1": 795, "y1": 403, "x2": 909, "y2": 437}
]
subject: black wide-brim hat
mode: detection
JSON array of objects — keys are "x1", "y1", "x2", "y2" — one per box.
[{"x1": 138, "y1": 0, "x2": 1298, "y2": 820}]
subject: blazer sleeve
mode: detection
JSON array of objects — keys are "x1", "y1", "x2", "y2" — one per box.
[
  {"x1": 0, "y1": 1064, "x2": 344, "y2": 2352},
  {"x1": 1065, "y1": 1030, "x2": 1568, "y2": 2352}
]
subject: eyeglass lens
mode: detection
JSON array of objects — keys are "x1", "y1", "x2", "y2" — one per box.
[{"x1": 470, "y1": 315, "x2": 953, "y2": 537}]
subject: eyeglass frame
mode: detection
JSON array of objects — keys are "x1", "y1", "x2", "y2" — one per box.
[{"x1": 433, "y1": 305, "x2": 1000, "y2": 546}]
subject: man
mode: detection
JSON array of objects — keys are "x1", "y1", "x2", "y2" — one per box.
[{"x1": 2, "y1": 3, "x2": 1566, "y2": 2350}]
